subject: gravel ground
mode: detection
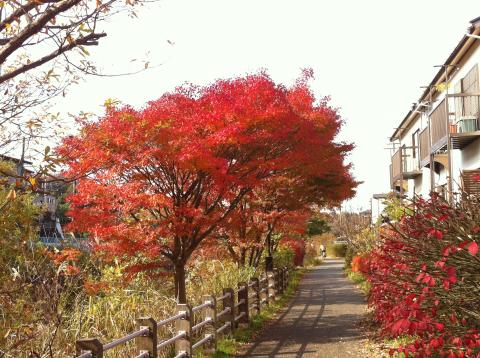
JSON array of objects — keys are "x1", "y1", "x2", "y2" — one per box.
[{"x1": 237, "y1": 259, "x2": 386, "y2": 358}]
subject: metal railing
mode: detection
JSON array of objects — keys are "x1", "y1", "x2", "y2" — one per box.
[{"x1": 75, "y1": 267, "x2": 290, "y2": 358}]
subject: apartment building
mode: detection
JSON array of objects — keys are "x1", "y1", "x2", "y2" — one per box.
[{"x1": 390, "y1": 16, "x2": 480, "y2": 202}]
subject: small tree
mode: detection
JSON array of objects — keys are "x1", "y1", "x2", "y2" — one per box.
[{"x1": 59, "y1": 72, "x2": 356, "y2": 302}]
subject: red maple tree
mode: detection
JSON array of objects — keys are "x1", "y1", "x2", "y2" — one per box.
[
  {"x1": 58, "y1": 72, "x2": 356, "y2": 302},
  {"x1": 220, "y1": 171, "x2": 353, "y2": 267}
]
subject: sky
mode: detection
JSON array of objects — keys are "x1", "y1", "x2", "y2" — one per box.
[{"x1": 53, "y1": 0, "x2": 480, "y2": 211}]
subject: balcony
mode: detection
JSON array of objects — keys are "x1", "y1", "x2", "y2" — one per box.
[
  {"x1": 449, "y1": 93, "x2": 480, "y2": 149},
  {"x1": 391, "y1": 146, "x2": 421, "y2": 183},
  {"x1": 429, "y1": 94, "x2": 480, "y2": 151}
]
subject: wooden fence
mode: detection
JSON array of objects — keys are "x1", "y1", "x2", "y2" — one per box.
[{"x1": 75, "y1": 267, "x2": 290, "y2": 358}]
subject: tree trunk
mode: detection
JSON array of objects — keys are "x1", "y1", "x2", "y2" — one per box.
[
  {"x1": 174, "y1": 261, "x2": 187, "y2": 303},
  {"x1": 239, "y1": 248, "x2": 246, "y2": 267}
]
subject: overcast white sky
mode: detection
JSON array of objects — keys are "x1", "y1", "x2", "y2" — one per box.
[{"x1": 53, "y1": 0, "x2": 480, "y2": 211}]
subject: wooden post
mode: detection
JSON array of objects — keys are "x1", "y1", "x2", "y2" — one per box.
[
  {"x1": 175, "y1": 304, "x2": 192, "y2": 358},
  {"x1": 237, "y1": 282, "x2": 249, "y2": 326},
  {"x1": 262, "y1": 272, "x2": 269, "y2": 306},
  {"x1": 278, "y1": 268, "x2": 284, "y2": 295},
  {"x1": 273, "y1": 268, "x2": 280, "y2": 298},
  {"x1": 267, "y1": 270, "x2": 275, "y2": 301},
  {"x1": 284, "y1": 267, "x2": 289, "y2": 289},
  {"x1": 265, "y1": 255, "x2": 273, "y2": 272},
  {"x1": 203, "y1": 295, "x2": 217, "y2": 353},
  {"x1": 222, "y1": 287, "x2": 235, "y2": 334},
  {"x1": 76, "y1": 338, "x2": 103, "y2": 358},
  {"x1": 250, "y1": 277, "x2": 260, "y2": 315},
  {"x1": 136, "y1": 317, "x2": 157, "y2": 358}
]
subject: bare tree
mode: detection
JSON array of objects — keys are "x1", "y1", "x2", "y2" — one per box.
[{"x1": 0, "y1": 0, "x2": 154, "y2": 155}]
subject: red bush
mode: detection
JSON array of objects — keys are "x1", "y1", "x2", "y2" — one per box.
[
  {"x1": 364, "y1": 195, "x2": 480, "y2": 357},
  {"x1": 351, "y1": 255, "x2": 369, "y2": 273},
  {"x1": 279, "y1": 237, "x2": 306, "y2": 266}
]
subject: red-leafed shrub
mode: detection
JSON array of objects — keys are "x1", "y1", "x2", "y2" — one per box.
[
  {"x1": 279, "y1": 237, "x2": 306, "y2": 266},
  {"x1": 351, "y1": 255, "x2": 369, "y2": 273},
  {"x1": 364, "y1": 195, "x2": 480, "y2": 357}
]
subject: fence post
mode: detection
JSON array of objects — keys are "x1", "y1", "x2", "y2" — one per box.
[
  {"x1": 284, "y1": 267, "x2": 289, "y2": 289},
  {"x1": 261, "y1": 272, "x2": 269, "y2": 306},
  {"x1": 175, "y1": 304, "x2": 192, "y2": 358},
  {"x1": 273, "y1": 268, "x2": 280, "y2": 298},
  {"x1": 76, "y1": 338, "x2": 103, "y2": 358},
  {"x1": 136, "y1": 317, "x2": 157, "y2": 358},
  {"x1": 203, "y1": 295, "x2": 217, "y2": 353},
  {"x1": 250, "y1": 277, "x2": 260, "y2": 315},
  {"x1": 222, "y1": 287, "x2": 235, "y2": 334},
  {"x1": 278, "y1": 268, "x2": 284, "y2": 295},
  {"x1": 237, "y1": 281, "x2": 249, "y2": 326},
  {"x1": 267, "y1": 270, "x2": 275, "y2": 301}
]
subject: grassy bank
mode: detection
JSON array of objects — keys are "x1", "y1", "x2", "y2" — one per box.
[
  {"x1": 344, "y1": 267, "x2": 370, "y2": 295},
  {"x1": 213, "y1": 268, "x2": 305, "y2": 357}
]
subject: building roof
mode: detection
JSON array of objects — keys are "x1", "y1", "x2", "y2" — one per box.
[
  {"x1": 390, "y1": 16, "x2": 480, "y2": 142},
  {"x1": 0, "y1": 153, "x2": 35, "y2": 174},
  {"x1": 0, "y1": 153, "x2": 33, "y2": 165}
]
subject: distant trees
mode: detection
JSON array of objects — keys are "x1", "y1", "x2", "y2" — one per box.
[
  {"x1": 307, "y1": 217, "x2": 330, "y2": 237},
  {"x1": 58, "y1": 72, "x2": 357, "y2": 302}
]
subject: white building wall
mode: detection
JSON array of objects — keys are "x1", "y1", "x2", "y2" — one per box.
[
  {"x1": 371, "y1": 198, "x2": 387, "y2": 224},
  {"x1": 461, "y1": 137, "x2": 480, "y2": 169},
  {"x1": 391, "y1": 37, "x2": 480, "y2": 201},
  {"x1": 420, "y1": 167, "x2": 431, "y2": 197}
]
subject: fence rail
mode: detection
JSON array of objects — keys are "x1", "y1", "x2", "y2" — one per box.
[{"x1": 75, "y1": 266, "x2": 291, "y2": 358}]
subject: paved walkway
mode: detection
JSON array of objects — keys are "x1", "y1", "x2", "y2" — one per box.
[{"x1": 238, "y1": 259, "x2": 368, "y2": 358}]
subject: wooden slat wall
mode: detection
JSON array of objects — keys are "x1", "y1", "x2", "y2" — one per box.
[
  {"x1": 460, "y1": 65, "x2": 479, "y2": 118},
  {"x1": 391, "y1": 149, "x2": 402, "y2": 180},
  {"x1": 430, "y1": 99, "x2": 447, "y2": 147},
  {"x1": 419, "y1": 127, "x2": 430, "y2": 164},
  {"x1": 462, "y1": 169, "x2": 480, "y2": 196}
]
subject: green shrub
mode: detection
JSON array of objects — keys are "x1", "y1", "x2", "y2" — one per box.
[
  {"x1": 273, "y1": 245, "x2": 295, "y2": 269},
  {"x1": 344, "y1": 245, "x2": 355, "y2": 267},
  {"x1": 326, "y1": 242, "x2": 347, "y2": 257}
]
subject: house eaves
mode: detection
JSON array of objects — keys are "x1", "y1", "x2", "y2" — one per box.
[{"x1": 390, "y1": 16, "x2": 480, "y2": 142}]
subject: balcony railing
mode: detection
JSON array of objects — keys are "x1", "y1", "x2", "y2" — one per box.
[
  {"x1": 419, "y1": 127, "x2": 430, "y2": 166},
  {"x1": 448, "y1": 93, "x2": 480, "y2": 149},
  {"x1": 428, "y1": 94, "x2": 480, "y2": 152},
  {"x1": 391, "y1": 149, "x2": 401, "y2": 182},
  {"x1": 430, "y1": 99, "x2": 448, "y2": 152},
  {"x1": 391, "y1": 146, "x2": 421, "y2": 182}
]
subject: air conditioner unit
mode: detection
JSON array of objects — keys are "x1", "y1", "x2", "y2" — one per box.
[{"x1": 457, "y1": 116, "x2": 478, "y2": 133}]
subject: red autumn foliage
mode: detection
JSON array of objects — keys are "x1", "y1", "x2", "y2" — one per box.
[
  {"x1": 219, "y1": 163, "x2": 353, "y2": 267},
  {"x1": 57, "y1": 72, "x2": 356, "y2": 302},
  {"x1": 279, "y1": 237, "x2": 306, "y2": 266},
  {"x1": 351, "y1": 255, "x2": 369, "y2": 273},
  {"x1": 364, "y1": 195, "x2": 480, "y2": 357}
]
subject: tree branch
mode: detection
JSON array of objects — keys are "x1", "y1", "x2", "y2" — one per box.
[
  {"x1": 0, "y1": 0, "x2": 82, "y2": 65},
  {"x1": 0, "y1": 32, "x2": 106, "y2": 84},
  {"x1": 0, "y1": 0, "x2": 63, "y2": 32}
]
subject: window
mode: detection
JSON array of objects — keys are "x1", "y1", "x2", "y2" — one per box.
[{"x1": 412, "y1": 129, "x2": 419, "y2": 159}]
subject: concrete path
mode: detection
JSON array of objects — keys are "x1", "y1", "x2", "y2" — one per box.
[{"x1": 238, "y1": 259, "x2": 368, "y2": 358}]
